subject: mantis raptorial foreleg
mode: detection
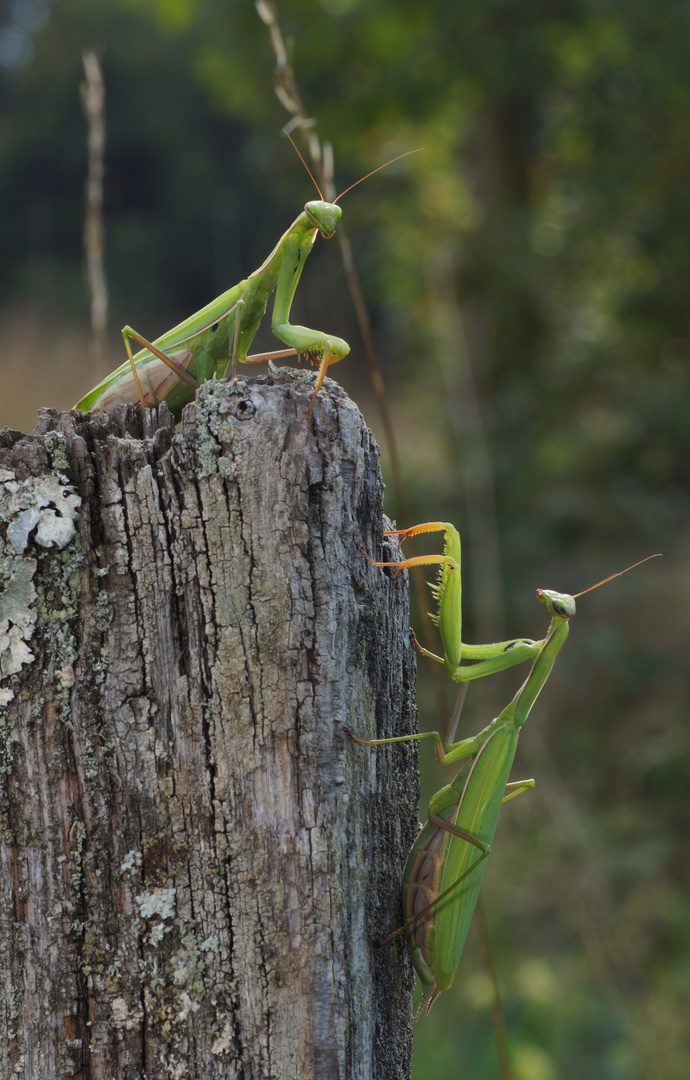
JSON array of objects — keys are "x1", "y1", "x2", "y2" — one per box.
[{"x1": 365, "y1": 521, "x2": 544, "y2": 686}]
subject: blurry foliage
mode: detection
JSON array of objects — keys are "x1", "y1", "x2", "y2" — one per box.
[{"x1": 1, "y1": 1, "x2": 689, "y2": 1078}]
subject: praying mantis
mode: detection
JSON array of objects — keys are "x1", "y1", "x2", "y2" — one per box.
[
  {"x1": 351, "y1": 522, "x2": 658, "y2": 1015},
  {"x1": 74, "y1": 142, "x2": 418, "y2": 421}
]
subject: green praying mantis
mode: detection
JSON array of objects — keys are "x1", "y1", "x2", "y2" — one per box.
[
  {"x1": 74, "y1": 142, "x2": 419, "y2": 421},
  {"x1": 350, "y1": 521, "x2": 658, "y2": 1016}
]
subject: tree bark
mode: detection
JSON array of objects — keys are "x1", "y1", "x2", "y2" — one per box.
[{"x1": 0, "y1": 372, "x2": 418, "y2": 1080}]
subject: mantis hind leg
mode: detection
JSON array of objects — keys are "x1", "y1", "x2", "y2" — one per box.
[
  {"x1": 377, "y1": 779, "x2": 535, "y2": 948},
  {"x1": 229, "y1": 296, "x2": 244, "y2": 374},
  {"x1": 241, "y1": 348, "x2": 299, "y2": 365},
  {"x1": 502, "y1": 779, "x2": 535, "y2": 803},
  {"x1": 121, "y1": 326, "x2": 199, "y2": 412},
  {"x1": 378, "y1": 821, "x2": 491, "y2": 949}
]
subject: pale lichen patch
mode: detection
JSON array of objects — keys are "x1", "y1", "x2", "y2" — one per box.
[
  {"x1": 135, "y1": 887, "x2": 177, "y2": 947},
  {"x1": 110, "y1": 995, "x2": 142, "y2": 1030},
  {"x1": 1, "y1": 472, "x2": 80, "y2": 554},
  {"x1": 170, "y1": 931, "x2": 208, "y2": 1004},
  {"x1": 211, "y1": 1021, "x2": 234, "y2": 1055},
  {"x1": 135, "y1": 887, "x2": 177, "y2": 920},
  {"x1": 0, "y1": 556, "x2": 37, "y2": 679},
  {"x1": 0, "y1": 467, "x2": 82, "y2": 703}
]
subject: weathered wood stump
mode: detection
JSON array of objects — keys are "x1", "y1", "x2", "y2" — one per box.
[{"x1": 0, "y1": 372, "x2": 418, "y2": 1080}]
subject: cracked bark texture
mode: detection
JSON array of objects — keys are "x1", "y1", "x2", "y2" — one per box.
[{"x1": 0, "y1": 373, "x2": 418, "y2": 1080}]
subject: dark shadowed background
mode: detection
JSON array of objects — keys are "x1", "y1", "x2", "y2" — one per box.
[{"x1": 1, "y1": 2, "x2": 688, "y2": 1077}]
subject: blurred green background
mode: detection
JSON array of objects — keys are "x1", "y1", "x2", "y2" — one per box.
[{"x1": 1, "y1": 1, "x2": 689, "y2": 1077}]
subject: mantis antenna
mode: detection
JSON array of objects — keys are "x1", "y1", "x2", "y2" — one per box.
[
  {"x1": 283, "y1": 127, "x2": 423, "y2": 204},
  {"x1": 572, "y1": 553, "x2": 662, "y2": 598},
  {"x1": 283, "y1": 129, "x2": 324, "y2": 199}
]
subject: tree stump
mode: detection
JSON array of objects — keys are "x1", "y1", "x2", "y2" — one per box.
[{"x1": 0, "y1": 372, "x2": 418, "y2": 1080}]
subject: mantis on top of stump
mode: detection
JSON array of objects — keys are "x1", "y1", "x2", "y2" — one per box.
[{"x1": 73, "y1": 138, "x2": 421, "y2": 423}]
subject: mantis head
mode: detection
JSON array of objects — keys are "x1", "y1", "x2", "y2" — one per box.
[
  {"x1": 536, "y1": 589, "x2": 577, "y2": 621},
  {"x1": 305, "y1": 200, "x2": 342, "y2": 239}
]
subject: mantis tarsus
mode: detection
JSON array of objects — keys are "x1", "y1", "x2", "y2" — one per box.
[
  {"x1": 353, "y1": 528, "x2": 659, "y2": 1015},
  {"x1": 74, "y1": 142, "x2": 419, "y2": 421}
]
